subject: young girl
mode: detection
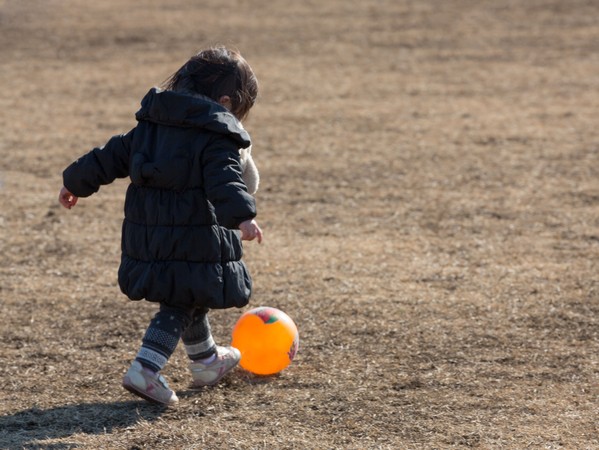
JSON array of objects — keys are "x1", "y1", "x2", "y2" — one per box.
[{"x1": 58, "y1": 47, "x2": 263, "y2": 406}]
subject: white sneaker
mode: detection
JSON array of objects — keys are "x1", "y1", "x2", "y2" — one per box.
[
  {"x1": 189, "y1": 346, "x2": 241, "y2": 387},
  {"x1": 122, "y1": 361, "x2": 178, "y2": 405}
]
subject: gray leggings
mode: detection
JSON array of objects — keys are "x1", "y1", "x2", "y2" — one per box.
[{"x1": 135, "y1": 303, "x2": 217, "y2": 372}]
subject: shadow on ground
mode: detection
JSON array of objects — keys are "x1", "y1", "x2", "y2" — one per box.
[{"x1": 0, "y1": 400, "x2": 164, "y2": 449}]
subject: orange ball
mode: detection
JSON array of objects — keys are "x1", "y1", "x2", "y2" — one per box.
[{"x1": 231, "y1": 307, "x2": 299, "y2": 375}]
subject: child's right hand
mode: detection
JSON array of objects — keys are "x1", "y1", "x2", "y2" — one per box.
[
  {"x1": 59, "y1": 186, "x2": 78, "y2": 209},
  {"x1": 239, "y1": 219, "x2": 263, "y2": 243}
]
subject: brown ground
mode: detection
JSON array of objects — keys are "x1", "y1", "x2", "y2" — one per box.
[{"x1": 1, "y1": 0, "x2": 598, "y2": 448}]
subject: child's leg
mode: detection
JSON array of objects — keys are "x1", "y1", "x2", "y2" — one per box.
[
  {"x1": 181, "y1": 307, "x2": 217, "y2": 361},
  {"x1": 135, "y1": 304, "x2": 192, "y2": 372},
  {"x1": 123, "y1": 304, "x2": 192, "y2": 405},
  {"x1": 183, "y1": 307, "x2": 240, "y2": 387}
]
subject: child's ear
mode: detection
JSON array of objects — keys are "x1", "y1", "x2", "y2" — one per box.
[{"x1": 218, "y1": 96, "x2": 232, "y2": 110}]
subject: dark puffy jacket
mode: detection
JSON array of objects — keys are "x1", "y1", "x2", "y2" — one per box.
[{"x1": 63, "y1": 88, "x2": 257, "y2": 309}]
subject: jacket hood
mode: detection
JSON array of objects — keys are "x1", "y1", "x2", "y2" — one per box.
[{"x1": 135, "y1": 88, "x2": 251, "y2": 148}]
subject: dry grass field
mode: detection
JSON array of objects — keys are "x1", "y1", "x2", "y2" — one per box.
[{"x1": 1, "y1": 0, "x2": 598, "y2": 448}]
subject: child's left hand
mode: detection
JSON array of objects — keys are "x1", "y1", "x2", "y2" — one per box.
[
  {"x1": 239, "y1": 219, "x2": 263, "y2": 243},
  {"x1": 59, "y1": 186, "x2": 78, "y2": 209}
]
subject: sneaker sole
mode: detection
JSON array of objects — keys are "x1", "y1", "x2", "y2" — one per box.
[{"x1": 123, "y1": 377, "x2": 177, "y2": 406}]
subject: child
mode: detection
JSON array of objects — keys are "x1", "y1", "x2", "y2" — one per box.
[{"x1": 58, "y1": 47, "x2": 263, "y2": 406}]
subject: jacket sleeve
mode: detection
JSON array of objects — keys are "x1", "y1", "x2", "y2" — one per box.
[
  {"x1": 202, "y1": 136, "x2": 257, "y2": 229},
  {"x1": 63, "y1": 129, "x2": 134, "y2": 197}
]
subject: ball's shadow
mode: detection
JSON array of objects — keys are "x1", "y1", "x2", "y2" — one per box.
[
  {"x1": 239, "y1": 372, "x2": 282, "y2": 384},
  {"x1": 177, "y1": 370, "x2": 282, "y2": 399}
]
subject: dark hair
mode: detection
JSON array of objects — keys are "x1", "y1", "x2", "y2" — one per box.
[{"x1": 162, "y1": 47, "x2": 258, "y2": 121}]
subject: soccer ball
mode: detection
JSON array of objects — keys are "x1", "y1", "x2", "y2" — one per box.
[{"x1": 231, "y1": 306, "x2": 299, "y2": 375}]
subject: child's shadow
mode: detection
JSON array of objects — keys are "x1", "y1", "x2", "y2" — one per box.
[{"x1": 0, "y1": 400, "x2": 164, "y2": 449}]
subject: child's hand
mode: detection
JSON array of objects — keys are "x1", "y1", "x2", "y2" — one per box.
[
  {"x1": 239, "y1": 219, "x2": 263, "y2": 243},
  {"x1": 59, "y1": 186, "x2": 78, "y2": 209}
]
